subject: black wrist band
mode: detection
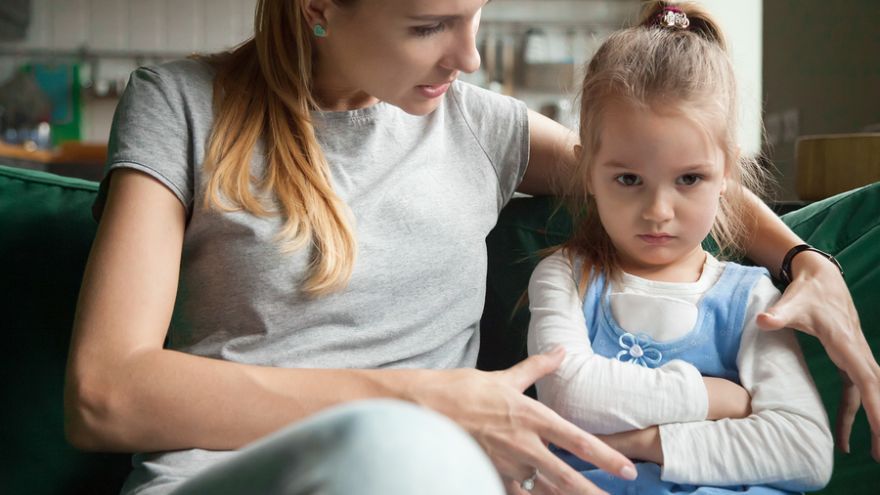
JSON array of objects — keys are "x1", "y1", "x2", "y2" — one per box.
[{"x1": 779, "y1": 243, "x2": 844, "y2": 285}]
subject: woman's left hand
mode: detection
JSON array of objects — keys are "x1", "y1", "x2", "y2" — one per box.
[{"x1": 756, "y1": 250, "x2": 880, "y2": 461}]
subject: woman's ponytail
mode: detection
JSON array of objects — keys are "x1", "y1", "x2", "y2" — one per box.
[{"x1": 201, "y1": 0, "x2": 357, "y2": 297}]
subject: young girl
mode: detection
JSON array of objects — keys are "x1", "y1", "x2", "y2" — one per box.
[{"x1": 528, "y1": 2, "x2": 834, "y2": 493}]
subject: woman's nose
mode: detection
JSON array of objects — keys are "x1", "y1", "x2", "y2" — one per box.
[{"x1": 441, "y1": 18, "x2": 481, "y2": 74}]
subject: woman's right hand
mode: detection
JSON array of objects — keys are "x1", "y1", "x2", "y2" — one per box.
[
  {"x1": 703, "y1": 376, "x2": 752, "y2": 420},
  {"x1": 410, "y1": 347, "x2": 637, "y2": 495}
]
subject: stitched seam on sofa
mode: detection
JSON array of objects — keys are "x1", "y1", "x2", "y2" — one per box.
[
  {"x1": 833, "y1": 222, "x2": 880, "y2": 255},
  {"x1": 784, "y1": 183, "x2": 875, "y2": 230},
  {"x1": 0, "y1": 167, "x2": 98, "y2": 193}
]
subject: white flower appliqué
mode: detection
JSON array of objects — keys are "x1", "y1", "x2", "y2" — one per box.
[{"x1": 616, "y1": 332, "x2": 663, "y2": 368}]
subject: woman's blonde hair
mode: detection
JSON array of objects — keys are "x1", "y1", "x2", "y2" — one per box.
[
  {"x1": 560, "y1": 0, "x2": 768, "y2": 290},
  {"x1": 199, "y1": 0, "x2": 356, "y2": 297}
]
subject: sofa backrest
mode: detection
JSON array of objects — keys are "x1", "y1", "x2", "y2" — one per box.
[
  {"x1": 0, "y1": 165, "x2": 131, "y2": 494},
  {"x1": 2, "y1": 164, "x2": 878, "y2": 494}
]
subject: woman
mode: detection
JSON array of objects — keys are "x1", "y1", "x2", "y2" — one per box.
[{"x1": 64, "y1": 1, "x2": 879, "y2": 494}]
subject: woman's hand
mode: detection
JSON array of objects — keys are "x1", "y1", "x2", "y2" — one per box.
[
  {"x1": 757, "y1": 250, "x2": 880, "y2": 461},
  {"x1": 703, "y1": 376, "x2": 752, "y2": 420},
  {"x1": 410, "y1": 347, "x2": 637, "y2": 495}
]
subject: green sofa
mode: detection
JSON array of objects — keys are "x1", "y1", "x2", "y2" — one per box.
[{"x1": 2, "y1": 164, "x2": 878, "y2": 494}]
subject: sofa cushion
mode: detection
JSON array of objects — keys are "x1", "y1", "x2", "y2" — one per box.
[
  {"x1": 781, "y1": 181, "x2": 880, "y2": 493},
  {"x1": 0, "y1": 165, "x2": 130, "y2": 495},
  {"x1": 3, "y1": 161, "x2": 877, "y2": 494}
]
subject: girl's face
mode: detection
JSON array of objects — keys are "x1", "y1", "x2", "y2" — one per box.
[
  {"x1": 311, "y1": 0, "x2": 485, "y2": 114},
  {"x1": 589, "y1": 100, "x2": 728, "y2": 282}
]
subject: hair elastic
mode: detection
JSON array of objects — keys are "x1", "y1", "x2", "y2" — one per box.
[{"x1": 653, "y1": 6, "x2": 690, "y2": 29}]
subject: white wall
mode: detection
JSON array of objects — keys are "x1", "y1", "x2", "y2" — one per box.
[
  {"x1": 5, "y1": 0, "x2": 255, "y2": 52},
  {"x1": 1, "y1": 0, "x2": 762, "y2": 151},
  {"x1": 700, "y1": 0, "x2": 763, "y2": 156},
  {"x1": 0, "y1": 0, "x2": 257, "y2": 143}
]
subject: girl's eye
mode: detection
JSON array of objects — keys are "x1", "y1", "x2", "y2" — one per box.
[
  {"x1": 615, "y1": 174, "x2": 642, "y2": 186},
  {"x1": 676, "y1": 174, "x2": 703, "y2": 186},
  {"x1": 413, "y1": 23, "x2": 445, "y2": 37}
]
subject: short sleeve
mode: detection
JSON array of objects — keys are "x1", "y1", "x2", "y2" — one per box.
[
  {"x1": 448, "y1": 82, "x2": 530, "y2": 210},
  {"x1": 93, "y1": 65, "x2": 200, "y2": 220}
]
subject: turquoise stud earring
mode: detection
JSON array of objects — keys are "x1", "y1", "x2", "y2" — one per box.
[{"x1": 313, "y1": 24, "x2": 327, "y2": 38}]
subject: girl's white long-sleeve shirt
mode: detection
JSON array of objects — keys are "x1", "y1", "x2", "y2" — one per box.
[{"x1": 527, "y1": 251, "x2": 833, "y2": 491}]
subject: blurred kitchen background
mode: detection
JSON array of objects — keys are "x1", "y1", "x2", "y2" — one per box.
[{"x1": 0, "y1": 0, "x2": 877, "y2": 199}]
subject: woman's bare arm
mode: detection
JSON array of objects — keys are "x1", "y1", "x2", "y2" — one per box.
[{"x1": 64, "y1": 168, "x2": 636, "y2": 494}]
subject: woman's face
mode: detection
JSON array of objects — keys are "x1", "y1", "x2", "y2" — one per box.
[{"x1": 313, "y1": 0, "x2": 486, "y2": 114}]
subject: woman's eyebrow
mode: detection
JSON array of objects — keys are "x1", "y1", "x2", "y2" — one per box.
[
  {"x1": 407, "y1": 0, "x2": 492, "y2": 21},
  {"x1": 407, "y1": 14, "x2": 458, "y2": 21}
]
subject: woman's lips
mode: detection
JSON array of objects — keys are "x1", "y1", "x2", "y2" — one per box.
[
  {"x1": 416, "y1": 82, "x2": 451, "y2": 98},
  {"x1": 638, "y1": 234, "x2": 675, "y2": 245}
]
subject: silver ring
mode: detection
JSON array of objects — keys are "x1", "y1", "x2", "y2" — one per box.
[{"x1": 520, "y1": 469, "x2": 539, "y2": 491}]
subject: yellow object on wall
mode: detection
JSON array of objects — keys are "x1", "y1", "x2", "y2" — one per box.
[{"x1": 796, "y1": 133, "x2": 880, "y2": 200}]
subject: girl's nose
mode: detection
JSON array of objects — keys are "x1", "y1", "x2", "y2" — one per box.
[{"x1": 642, "y1": 190, "x2": 675, "y2": 223}]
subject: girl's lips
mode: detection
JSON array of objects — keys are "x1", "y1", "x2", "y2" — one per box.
[
  {"x1": 638, "y1": 234, "x2": 675, "y2": 245},
  {"x1": 416, "y1": 82, "x2": 451, "y2": 99}
]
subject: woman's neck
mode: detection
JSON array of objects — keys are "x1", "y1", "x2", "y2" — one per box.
[{"x1": 311, "y1": 60, "x2": 379, "y2": 111}]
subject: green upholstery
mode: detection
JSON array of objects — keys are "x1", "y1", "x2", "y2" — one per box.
[
  {"x1": 2, "y1": 163, "x2": 877, "y2": 493},
  {"x1": 0, "y1": 166, "x2": 131, "y2": 494}
]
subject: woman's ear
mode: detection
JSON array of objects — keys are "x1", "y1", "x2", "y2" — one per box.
[
  {"x1": 573, "y1": 144, "x2": 583, "y2": 160},
  {"x1": 302, "y1": 0, "x2": 331, "y2": 30}
]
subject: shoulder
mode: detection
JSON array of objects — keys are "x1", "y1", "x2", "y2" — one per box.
[
  {"x1": 123, "y1": 58, "x2": 216, "y2": 110},
  {"x1": 716, "y1": 261, "x2": 781, "y2": 312},
  {"x1": 446, "y1": 80, "x2": 526, "y2": 118},
  {"x1": 529, "y1": 250, "x2": 579, "y2": 293},
  {"x1": 716, "y1": 259, "x2": 772, "y2": 286},
  {"x1": 533, "y1": 250, "x2": 575, "y2": 278},
  {"x1": 137, "y1": 58, "x2": 215, "y2": 87},
  {"x1": 746, "y1": 271, "x2": 782, "y2": 309}
]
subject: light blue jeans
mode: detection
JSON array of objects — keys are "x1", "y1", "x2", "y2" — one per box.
[{"x1": 152, "y1": 400, "x2": 503, "y2": 495}]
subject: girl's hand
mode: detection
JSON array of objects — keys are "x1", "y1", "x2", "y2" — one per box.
[
  {"x1": 757, "y1": 250, "x2": 880, "y2": 461},
  {"x1": 595, "y1": 426, "x2": 663, "y2": 465},
  {"x1": 703, "y1": 376, "x2": 752, "y2": 420},
  {"x1": 411, "y1": 347, "x2": 637, "y2": 495}
]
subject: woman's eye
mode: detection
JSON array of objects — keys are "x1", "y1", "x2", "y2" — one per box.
[
  {"x1": 413, "y1": 23, "x2": 445, "y2": 37},
  {"x1": 615, "y1": 174, "x2": 642, "y2": 186},
  {"x1": 676, "y1": 174, "x2": 702, "y2": 186}
]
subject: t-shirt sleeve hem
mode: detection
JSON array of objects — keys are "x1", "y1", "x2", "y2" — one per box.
[{"x1": 93, "y1": 161, "x2": 192, "y2": 221}]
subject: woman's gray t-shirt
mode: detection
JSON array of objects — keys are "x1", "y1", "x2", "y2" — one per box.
[{"x1": 96, "y1": 59, "x2": 528, "y2": 490}]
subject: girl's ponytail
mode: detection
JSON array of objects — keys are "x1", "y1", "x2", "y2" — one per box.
[{"x1": 638, "y1": 1, "x2": 728, "y2": 52}]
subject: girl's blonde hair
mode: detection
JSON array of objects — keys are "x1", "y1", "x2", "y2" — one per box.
[
  {"x1": 199, "y1": 0, "x2": 356, "y2": 297},
  {"x1": 560, "y1": 0, "x2": 767, "y2": 290}
]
